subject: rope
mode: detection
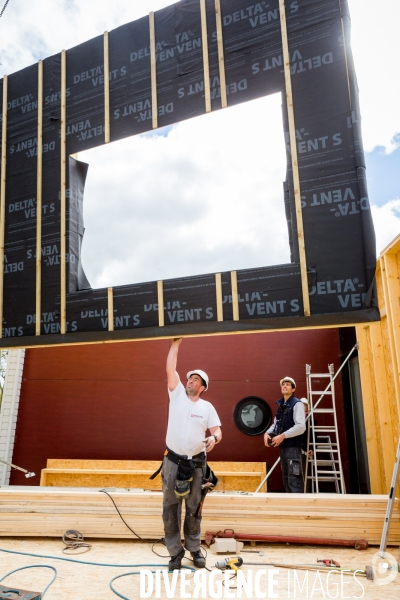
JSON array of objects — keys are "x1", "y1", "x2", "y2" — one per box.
[
  {"x1": 0, "y1": 0, "x2": 10, "y2": 18},
  {"x1": 62, "y1": 529, "x2": 92, "y2": 554}
]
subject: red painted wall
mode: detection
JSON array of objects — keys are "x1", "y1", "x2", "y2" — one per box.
[{"x1": 10, "y1": 329, "x2": 348, "y2": 491}]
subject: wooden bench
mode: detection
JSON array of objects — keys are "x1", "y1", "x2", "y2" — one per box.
[{"x1": 40, "y1": 459, "x2": 267, "y2": 492}]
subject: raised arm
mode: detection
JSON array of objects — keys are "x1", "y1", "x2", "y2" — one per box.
[{"x1": 166, "y1": 338, "x2": 183, "y2": 391}]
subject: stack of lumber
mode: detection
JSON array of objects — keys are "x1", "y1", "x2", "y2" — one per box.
[
  {"x1": 40, "y1": 459, "x2": 267, "y2": 492},
  {"x1": 0, "y1": 486, "x2": 398, "y2": 544}
]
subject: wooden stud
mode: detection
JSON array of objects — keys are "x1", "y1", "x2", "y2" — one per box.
[
  {"x1": 60, "y1": 50, "x2": 67, "y2": 335},
  {"x1": 215, "y1": 273, "x2": 223, "y2": 322},
  {"x1": 157, "y1": 280, "x2": 164, "y2": 327},
  {"x1": 36, "y1": 61, "x2": 43, "y2": 336},
  {"x1": 107, "y1": 287, "x2": 114, "y2": 332},
  {"x1": 368, "y1": 321, "x2": 396, "y2": 491},
  {"x1": 104, "y1": 31, "x2": 110, "y2": 144},
  {"x1": 214, "y1": 0, "x2": 227, "y2": 109},
  {"x1": 0, "y1": 76, "x2": 8, "y2": 339},
  {"x1": 231, "y1": 271, "x2": 239, "y2": 321},
  {"x1": 200, "y1": 0, "x2": 211, "y2": 113},
  {"x1": 356, "y1": 324, "x2": 384, "y2": 494},
  {"x1": 382, "y1": 253, "x2": 400, "y2": 412},
  {"x1": 340, "y1": 19, "x2": 352, "y2": 108},
  {"x1": 149, "y1": 12, "x2": 158, "y2": 130},
  {"x1": 279, "y1": 0, "x2": 310, "y2": 317}
]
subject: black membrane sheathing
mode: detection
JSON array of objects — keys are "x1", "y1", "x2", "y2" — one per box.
[{"x1": 0, "y1": 0, "x2": 379, "y2": 347}]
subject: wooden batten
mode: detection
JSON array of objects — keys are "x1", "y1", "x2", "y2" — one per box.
[
  {"x1": 340, "y1": 18, "x2": 352, "y2": 108},
  {"x1": 36, "y1": 61, "x2": 43, "y2": 336},
  {"x1": 279, "y1": 0, "x2": 310, "y2": 317},
  {"x1": 231, "y1": 271, "x2": 239, "y2": 321},
  {"x1": 0, "y1": 75, "x2": 8, "y2": 339},
  {"x1": 107, "y1": 287, "x2": 114, "y2": 332},
  {"x1": 214, "y1": 0, "x2": 227, "y2": 109},
  {"x1": 200, "y1": 0, "x2": 211, "y2": 113},
  {"x1": 60, "y1": 50, "x2": 67, "y2": 335},
  {"x1": 157, "y1": 280, "x2": 164, "y2": 327},
  {"x1": 104, "y1": 31, "x2": 111, "y2": 144},
  {"x1": 215, "y1": 273, "x2": 223, "y2": 322},
  {"x1": 149, "y1": 12, "x2": 158, "y2": 130}
]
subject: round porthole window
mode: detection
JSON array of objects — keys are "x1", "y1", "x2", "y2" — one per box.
[{"x1": 233, "y1": 396, "x2": 272, "y2": 436}]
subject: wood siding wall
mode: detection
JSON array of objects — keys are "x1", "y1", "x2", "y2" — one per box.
[
  {"x1": 357, "y1": 234, "x2": 400, "y2": 494},
  {"x1": 10, "y1": 329, "x2": 347, "y2": 491}
]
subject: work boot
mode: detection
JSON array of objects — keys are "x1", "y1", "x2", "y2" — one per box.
[
  {"x1": 168, "y1": 547, "x2": 185, "y2": 571},
  {"x1": 191, "y1": 549, "x2": 206, "y2": 568}
]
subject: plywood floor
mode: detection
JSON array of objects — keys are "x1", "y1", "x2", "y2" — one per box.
[{"x1": 0, "y1": 537, "x2": 399, "y2": 599}]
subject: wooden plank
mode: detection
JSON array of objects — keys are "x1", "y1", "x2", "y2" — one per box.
[
  {"x1": 214, "y1": 0, "x2": 227, "y2": 108},
  {"x1": 356, "y1": 324, "x2": 384, "y2": 493},
  {"x1": 107, "y1": 287, "x2": 114, "y2": 332},
  {"x1": 36, "y1": 60, "x2": 43, "y2": 336},
  {"x1": 369, "y1": 321, "x2": 396, "y2": 491},
  {"x1": 200, "y1": 0, "x2": 211, "y2": 113},
  {"x1": 215, "y1": 273, "x2": 223, "y2": 321},
  {"x1": 60, "y1": 49, "x2": 67, "y2": 334},
  {"x1": 0, "y1": 75, "x2": 8, "y2": 339},
  {"x1": 157, "y1": 280, "x2": 164, "y2": 327},
  {"x1": 278, "y1": 0, "x2": 310, "y2": 317},
  {"x1": 231, "y1": 271, "x2": 239, "y2": 321},
  {"x1": 382, "y1": 253, "x2": 400, "y2": 413},
  {"x1": 149, "y1": 12, "x2": 158, "y2": 129},
  {"x1": 103, "y1": 31, "x2": 110, "y2": 144}
]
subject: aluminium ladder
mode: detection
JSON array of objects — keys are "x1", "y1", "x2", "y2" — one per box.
[{"x1": 304, "y1": 364, "x2": 346, "y2": 494}]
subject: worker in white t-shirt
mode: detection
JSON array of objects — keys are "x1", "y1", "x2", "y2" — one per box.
[{"x1": 163, "y1": 337, "x2": 222, "y2": 571}]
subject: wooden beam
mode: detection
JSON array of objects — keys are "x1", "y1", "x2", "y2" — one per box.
[
  {"x1": 149, "y1": 12, "x2": 158, "y2": 130},
  {"x1": 214, "y1": 0, "x2": 227, "y2": 109},
  {"x1": 108, "y1": 287, "x2": 114, "y2": 332},
  {"x1": 0, "y1": 75, "x2": 7, "y2": 339},
  {"x1": 340, "y1": 19, "x2": 352, "y2": 108},
  {"x1": 60, "y1": 50, "x2": 67, "y2": 335},
  {"x1": 157, "y1": 280, "x2": 164, "y2": 327},
  {"x1": 231, "y1": 271, "x2": 239, "y2": 321},
  {"x1": 279, "y1": 0, "x2": 310, "y2": 317},
  {"x1": 36, "y1": 61, "x2": 43, "y2": 336},
  {"x1": 104, "y1": 31, "x2": 111, "y2": 144},
  {"x1": 0, "y1": 318, "x2": 380, "y2": 351},
  {"x1": 215, "y1": 273, "x2": 223, "y2": 322},
  {"x1": 368, "y1": 321, "x2": 396, "y2": 492},
  {"x1": 200, "y1": 0, "x2": 211, "y2": 113},
  {"x1": 356, "y1": 324, "x2": 384, "y2": 494},
  {"x1": 382, "y1": 253, "x2": 400, "y2": 414}
]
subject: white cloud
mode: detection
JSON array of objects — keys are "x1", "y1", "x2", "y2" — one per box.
[
  {"x1": 348, "y1": 0, "x2": 400, "y2": 153},
  {"x1": 371, "y1": 199, "x2": 400, "y2": 255}
]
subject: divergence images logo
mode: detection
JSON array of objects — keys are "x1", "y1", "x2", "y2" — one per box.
[{"x1": 372, "y1": 551, "x2": 399, "y2": 586}]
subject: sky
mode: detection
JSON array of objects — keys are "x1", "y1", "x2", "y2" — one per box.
[{"x1": 0, "y1": 0, "x2": 399, "y2": 289}]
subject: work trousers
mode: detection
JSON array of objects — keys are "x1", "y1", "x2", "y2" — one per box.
[
  {"x1": 161, "y1": 456, "x2": 203, "y2": 557},
  {"x1": 280, "y1": 446, "x2": 304, "y2": 493}
]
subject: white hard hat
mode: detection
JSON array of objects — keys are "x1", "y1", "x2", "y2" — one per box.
[
  {"x1": 187, "y1": 369, "x2": 209, "y2": 391},
  {"x1": 280, "y1": 376, "x2": 296, "y2": 388},
  {"x1": 300, "y1": 397, "x2": 309, "y2": 406}
]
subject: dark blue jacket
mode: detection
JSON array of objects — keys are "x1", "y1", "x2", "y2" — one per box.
[{"x1": 273, "y1": 395, "x2": 303, "y2": 448}]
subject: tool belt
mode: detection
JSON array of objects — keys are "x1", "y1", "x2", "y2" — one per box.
[{"x1": 150, "y1": 447, "x2": 209, "y2": 500}]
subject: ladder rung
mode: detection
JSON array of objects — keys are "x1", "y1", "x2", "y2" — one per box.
[
  {"x1": 310, "y1": 391, "x2": 333, "y2": 395},
  {"x1": 313, "y1": 427, "x2": 336, "y2": 432},
  {"x1": 309, "y1": 459, "x2": 339, "y2": 466},
  {"x1": 314, "y1": 471, "x2": 340, "y2": 479},
  {"x1": 307, "y1": 477, "x2": 342, "y2": 483},
  {"x1": 308, "y1": 374, "x2": 333, "y2": 378},
  {"x1": 312, "y1": 409, "x2": 335, "y2": 413}
]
